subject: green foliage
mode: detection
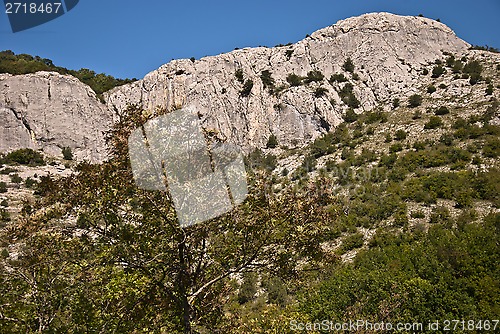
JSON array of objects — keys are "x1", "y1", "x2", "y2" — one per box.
[
  {"x1": 463, "y1": 60, "x2": 483, "y2": 85},
  {"x1": 470, "y1": 45, "x2": 500, "y2": 53},
  {"x1": 304, "y1": 70, "x2": 324, "y2": 83},
  {"x1": 285, "y1": 49, "x2": 294, "y2": 59},
  {"x1": 247, "y1": 149, "x2": 277, "y2": 171},
  {"x1": 338, "y1": 83, "x2": 360, "y2": 108},
  {"x1": 25, "y1": 177, "x2": 38, "y2": 188},
  {"x1": 0, "y1": 199, "x2": 7, "y2": 207},
  {"x1": 486, "y1": 83, "x2": 494, "y2": 95},
  {"x1": 342, "y1": 57, "x2": 355, "y2": 73},
  {"x1": 301, "y1": 154, "x2": 317, "y2": 172},
  {"x1": 238, "y1": 272, "x2": 258, "y2": 304},
  {"x1": 0, "y1": 181, "x2": 6, "y2": 193},
  {"x1": 408, "y1": 94, "x2": 422, "y2": 108},
  {"x1": 235, "y1": 68, "x2": 244, "y2": 83},
  {"x1": 424, "y1": 116, "x2": 443, "y2": 129},
  {"x1": 427, "y1": 85, "x2": 436, "y2": 94},
  {"x1": 435, "y1": 106, "x2": 450, "y2": 115},
  {"x1": 483, "y1": 136, "x2": 500, "y2": 158},
  {"x1": 392, "y1": 98, "x2": 400, "y2": 108},
  {"x1": 266, "y1": 134, "x2": 278, "y2": 149},
  {"x1": 394, "y1": 129, "x2": 407, "y2": 141},
  {"x1": 389, "y1": 143, "x2": 403, "y2": 153},
  {"x1": 422, "y1": 68, "x2": 429, "y2": 75},
  {"x1": 260, "y1": 70, "x2": 275, "y2": 91},
  {"x1": 10, "y1": 173, "x2": 22, "y2": 184},
  {"x1": 329, "y1": 73, "x2": 348, "y2": 83},
  {"x1": 300, "y1": 218, "x2": 500, "y2": 323},
  {"x1": 240, "y1": 79, "x2": 254, "y2": 97},
  {"x1": 62, "y1": 147, "x2": 73, "y2": 160},
  {"x1": 360, "y1": 110, "x2": 388, "y2": 124},
  {"x1": 4, "y1": 148, "x2": 45, "y2": 166},
  {"x1": 343, "y1": 108, "x2": 358, "y2": 123},
  {"x1": 0, "y1": 207, "x2": 10, "y2": 222},
  {"x1": 0, "y1": 51, "x2": 136, "y2": 100},
  {"x1": 286, "y1": 73, "x2": 303, "y2": 86},
  {"x1": 340, "y1": 233, "x2": 364, "y2": 253},
  {"x1": 431, "y1": 65, "x2": 445, "y2": 78},
  {"x1": 314, "y1": 86, "x2": 328, "y2": 98}
]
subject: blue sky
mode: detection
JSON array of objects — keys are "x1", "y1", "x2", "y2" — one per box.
[{"x1": 1, "y1": 0, "x2": 499, "y2": 79}]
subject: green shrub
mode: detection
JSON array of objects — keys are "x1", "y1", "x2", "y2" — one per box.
[
  {"x1": 266, "y1": 134, "x2": 278, "y2": 149},
  {"x1": 304, "y1": 70, "x2": 324, "y2": 83},
  {"x1": 340, "y1": 232, "x2": 364, "y2": 253},
  {"x1": 0, "y1": 167, "x2": 17, "y2": 175},
  {"x1": 25, "y1": 177, "x2": 38, "y2": 188},
  {"x1": 0, "y1": 182, "x2": 6, "y2": 193},
  {"x1": 342, "y1": 57, "x2": 355, "y2": 73},
  {"x1": 392, "y1": 98, "x2": 400, "y2": 109},
  {"x1": 408, "y1": 94, "x2": 422, "y2": 108},
  {"x1": 486, "y1": 84, "x2": 494, "y2": 95},
  {"x1": 62, "y1": 146, "x2": 73, "y2": 160},
  {"x1": 394, "y1": 129, "x2": 407, "y2": 141},
  {"x1": 5, "y1": 148, "x2": 45, "y2": 166},
  {"x1": 439, "y1": 83, "x2": 447, "y2": 89},
  {"x1": 260, "y1": 70, "x2": 275, "y2": 91},
  {"x1": 286, "y1": 73, "x2": 303, "y2": 87},
  {"x1": 422, "y1": 68, "x2": 429, "y2": 75},
  {"x1": 235, "y1": 69, "x2": 244, "y2": 83},
  {"x1": 240, "y1": 79, "x2": 254, "y2": 97},
  {"x1": 431, "y1": 65, "x2": 445, "y2": 78},
  {"x1": 435, "y1": 106, "x2": 450, "y2": 115},
  {"x1": 238, "y1": 272, "x2": 258, "y2": 304},
  {"x1": 410, "y1": 211, "x2": 425, "y2": 218},
  {"x1": 329, "y1": 73, "x2": 348, "y2": 83},
  {"x1": 482, "y1": 137, "x2": 500, "y2": 158},
  {"x1": 10, "y1": 174, "x2": 22, "y2": 184},
  {"x1": 0, "y1": 199, "x2": 7, "y2": 207},
  {"x1": 302, "y1": 154, "x2": 317, "y2": 172},
  {"x1": 0, "y1": 208, "x2": 10, "y2": 222},
  {"x1": 314, "y1": 86, "x2": 328, "y2": 98},
  {"x1": 285, "y1": 49, "x2": 294, "y2": 59},
  {"x1": 427, "y1": 85, "x2": 437, "y2": 94},
  {"x1": 463, "y1": 60, "x2": 482, "y2": 84},
  {"x1": 424, "y1": 116, "x2": 443, "y2": 129},
  {"x1": 344, "y1": 108, "x2": 358, "y2": 123},
  {"x1": 339, "y1": 83, "x2": 360, "y2": 108},
  {"x1": 389, "y1": 143, "x2": 403, "y2": 153},
  {"x1": 429, "y1": 206, "x2": 450, "y2": 224}
]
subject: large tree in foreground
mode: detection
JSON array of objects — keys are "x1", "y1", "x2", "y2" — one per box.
[{"x1": 0, "y1": 106, "x2": 338, "y2": 333}]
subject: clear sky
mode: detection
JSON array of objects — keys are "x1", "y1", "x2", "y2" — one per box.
[{"x1": 1, "y1": 0, "x2": 499, "y2": 79}]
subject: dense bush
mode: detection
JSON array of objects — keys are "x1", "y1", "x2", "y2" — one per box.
[
  {"x1": 394, "y1": 129, "x2": 407, "y2": 141},
  {"x1": 435, "y1": 106, "x2": 450, "y2": 115},
  {"x1": 260, "y1": 70, "x2": 275, "y2": 91},
  {"x1": 338, "y1": 83, "x2": 360, "y2": 108},
  {"x1": 343, "y1": 108, "x2": 358, "y2": 123},
  {"x1": 342, "y1": 57, "x2": 355, "y2": 73},
  {"x1": 286, "y1": 73, "x2": 303, "y2": 87},
  {"x1": 431, "y1": 65, "x2": 445, "y2": 78},
  {"x1": 314, "y1": 86, "x2": 328, "y2": 98},
  {"x1": 463, "y1": 60, "x2": 482, "y2": 85},
  {"x1": 266, "y1": 134, "x2": 278, "y2": 149},
  {"x1": 427, "y1": 85, "x2": 437, "y2": 94},
  {"x1": 235, "y1": 69, "x2": 244, "y2": 83},
  {"x1": 304, "y1": 70, "x2": 324, "y2": 83},
  {"x1": 0, "y1": 181, "x2": 6, "y2": 193},
  {"x1": 424, "y1": 116, "x2": 443, "y2": 129},
  {"x1": 408, "y1": 94, "x2": 422, "y2": 108},
  {"x1": 329, "y1": 73, "x2": 348, "y2": 83},
  {"x1": 4, "y1": 148, "x2": 45, "y2": 166},
  {"x1": 62, "y1": 147, "x2": 73, "y2": 160},
  {"x1": 240, "y1": 79, "x2": 254, "y2": 97}
]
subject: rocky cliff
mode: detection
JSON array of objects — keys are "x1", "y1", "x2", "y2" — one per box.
[
  {"x1": 106, "y1": 12, "x2": 470, "y2": 151},
  {"x1": 0, "y1": 71, "x2": 112, "y2": 162},
  {"x1": 1, "y1": 12, "x2": 472, "y2": 160}
]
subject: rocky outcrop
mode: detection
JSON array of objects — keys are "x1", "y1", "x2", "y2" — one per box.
[
  {"x1": 106, "y1": 12, "x2": 470, "y2": 151},
  {"x1": 0, "y1": 71, "x2": 112, "y2": 162},
  {"x1": 0, "y1": 13, "x2": 472, "y2": 159}
]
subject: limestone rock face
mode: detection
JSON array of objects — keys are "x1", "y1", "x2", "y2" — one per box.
[
  {"x1": 0, "y1": 71, "x2": 112, "y2": 162},
  {"x1": 106, "y1": 12, "x2": 470, "y2": 151}
]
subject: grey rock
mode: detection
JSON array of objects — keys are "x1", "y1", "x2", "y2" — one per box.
[
  {"x1": 106, "y1": 12, "x2": 469, "y2": 151},
  {"x1": 0, "y1": 71, "x2": 112, "y2": 162}
]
